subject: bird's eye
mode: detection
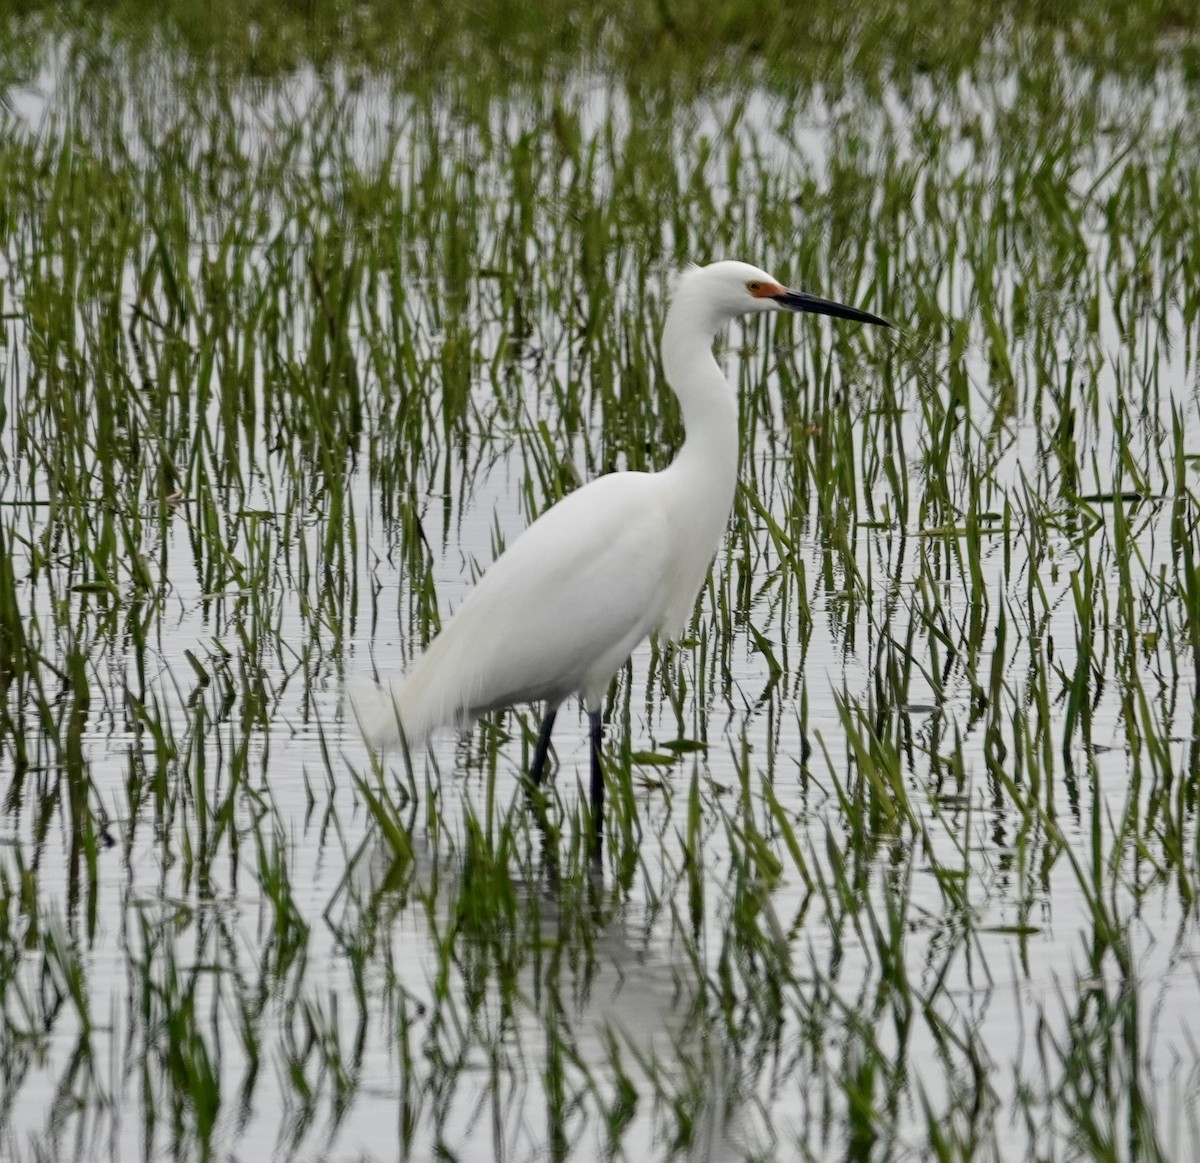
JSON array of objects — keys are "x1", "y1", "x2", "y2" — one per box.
[{"x1": 747, "y1": 280, "x2": 763, "y2": 293}]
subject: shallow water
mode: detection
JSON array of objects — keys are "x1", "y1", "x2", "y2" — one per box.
[{"x1": 2, "y1": 25, "x2": 1200, "y2": 1163}]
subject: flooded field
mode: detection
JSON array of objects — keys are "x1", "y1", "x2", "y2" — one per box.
[{"x1": 2, "y1": 6, "x2": 1200, "y2": 1160}]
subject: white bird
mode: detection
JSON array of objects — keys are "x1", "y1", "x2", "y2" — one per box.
[{"x1": 354, "y1": 260, "x2": 887, "y2": 852}]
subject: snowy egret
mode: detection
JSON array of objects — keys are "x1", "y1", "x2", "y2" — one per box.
[{"x1": 353, "y1": 259, "x2": 887, "y2": 852}]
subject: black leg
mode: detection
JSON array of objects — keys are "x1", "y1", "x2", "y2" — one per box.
[
  {"x1": 526, "y1": 705, "x2": 561, "y2": 886},
  {"x1": 530, "y1": 705, "x2": 558, "y2": 787},
  {"x1": 588, "y1": 708, "x2": 604, "y2": 857}
]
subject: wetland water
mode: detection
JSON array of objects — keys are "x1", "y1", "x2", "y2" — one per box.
[{"x1": 2, "y1": 17, "x2": 1200, "y2": 1162}]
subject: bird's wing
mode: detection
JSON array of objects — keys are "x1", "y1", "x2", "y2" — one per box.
[{"x1": 395, "y1": 472, "x2": 673, "y2": 738}]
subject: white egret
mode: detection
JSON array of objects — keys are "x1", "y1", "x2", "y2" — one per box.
[{"x1": 353, "y1": 259, "x2": 888, "y2": 851}]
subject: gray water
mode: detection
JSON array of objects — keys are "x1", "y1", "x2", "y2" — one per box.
[{"x1": 2, "y1": 39, "x2": 1199, "y2": 1162}]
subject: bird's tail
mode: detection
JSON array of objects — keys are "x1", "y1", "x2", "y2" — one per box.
[
  {"x1": 348, "y1": 629, "x2": 481, "y2": 751},
  {"x1": 346, "y1": 678, "x2": 408, "y2": 750}
]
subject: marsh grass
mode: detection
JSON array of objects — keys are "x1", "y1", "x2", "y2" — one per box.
[{"x1": 1, "y1": 3, "x2": 1200, "y2": 1160}]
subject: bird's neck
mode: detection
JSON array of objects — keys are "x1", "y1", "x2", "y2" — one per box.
[{"x1": 659, "y1": 298, "x2": 740, "y2": 517}]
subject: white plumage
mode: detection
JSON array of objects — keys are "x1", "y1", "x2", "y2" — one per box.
[{"x1": 352, "y1": 259, "x2": 887, "y2": 845}]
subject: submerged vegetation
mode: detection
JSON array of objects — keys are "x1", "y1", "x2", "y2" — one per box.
[{"x1": 1, "y1": 1, "x2": 1200, "y2": 1159}]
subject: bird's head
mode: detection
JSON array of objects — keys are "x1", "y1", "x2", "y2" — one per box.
[{"x1": 677, "y1": 259, "x2": 890, "y2": 330}]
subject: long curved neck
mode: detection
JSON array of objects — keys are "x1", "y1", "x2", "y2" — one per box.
[
  {"x1": 660, "y1": 290, "x2": 740, "y2": 501},
  {"x1": 653, "y1": 285, "x2": 742, "y2": 629}
]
